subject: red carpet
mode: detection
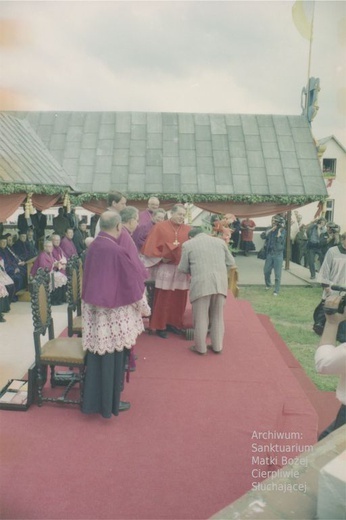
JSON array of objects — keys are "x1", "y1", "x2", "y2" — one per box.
[{"x1": 0, "y1": 294, "x2": 318, "y2": 520}]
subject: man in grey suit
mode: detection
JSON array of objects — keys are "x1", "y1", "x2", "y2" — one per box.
[{"x1": 178, "y1": 227, "x2": 236, "y2": 355}]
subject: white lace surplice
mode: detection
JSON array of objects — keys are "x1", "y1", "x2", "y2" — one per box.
[
  {"x1": 82, "y1": 295, "x2": 151, "y2": 355},
  {"x1": 0, "y1": 283, "x2": 8, "y2": 298},
  {"x1": 154, "y1": 263, "x2": 190, "y2": 290},
  {"x1": 51, "y1": 271, "x2": 68, "y2": 290}
]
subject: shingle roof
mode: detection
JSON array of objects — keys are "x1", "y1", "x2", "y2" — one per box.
[
  {"x1": 5, "y1": 111, "x2": 327, "y2": 198},
  {"x1": 0, "y1": 113, "x2": 75, "y2": 190}
]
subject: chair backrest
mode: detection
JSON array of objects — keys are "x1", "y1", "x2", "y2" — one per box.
[
  {"x1": 79, "y1": 258, "x2": 83, "y2": 294},
  {"x1": 30, "y1": 268, "x2": 54, "y2": 362},
  {"x1": 66, "y1": 255, "x2": 82, "y2": 337},
  {"x1": 66, "y1": 255, "x2": 81, "y2": 312}
]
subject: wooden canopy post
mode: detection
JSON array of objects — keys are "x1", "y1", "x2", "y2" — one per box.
[{"x1": 285, "y1": 210, "x2": 292, "y2": 270}]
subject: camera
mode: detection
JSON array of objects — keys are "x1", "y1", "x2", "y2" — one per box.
[
  {"x1": 327, "y1": 223, "x2": 340, "y2": 234},
  {"x1": 272, "y1": 216, "x2": 286, "y2": 228},
  {"x1": 324, "y1": 286, "x2": 346, "y2": 315}
]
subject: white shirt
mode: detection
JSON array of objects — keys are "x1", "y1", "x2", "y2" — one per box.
[
  {"x1": 318, "y1": 246, "x2": 346, "y2": 299},
  {"x1": 315, "y1": 343, "x2": 346, "y2": 404}
]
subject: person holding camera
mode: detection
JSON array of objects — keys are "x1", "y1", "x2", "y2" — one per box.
[
  {"x1": 316, "y1": 231, "x2": 346, "y2": 343},
  {"x1": 315, "y1": 294, "x2": 346, "y2": 440},
  {"x1": 306, "y1": 217, "x2": 327, "y2": 279},
  {"x1": 261, "y1": 215, "x2": 286, "y2": 296},
  {"x1": 320, "y1": 222, "x2": 341, "y2": 261}
]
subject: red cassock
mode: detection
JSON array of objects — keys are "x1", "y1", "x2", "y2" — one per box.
[
  {"x1": 141, "y1": 219, "x2": 190, "y2": 264},
  {"x1": 141, "y1": 219, "x2": 191, "y2": 330}
]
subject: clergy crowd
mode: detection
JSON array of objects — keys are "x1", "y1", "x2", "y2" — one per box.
[
  {"x1": 1, "y1": 194, "x2": 237, "y2": 416},
  {"x1": 78, "y1": 191, "x2": 238, "y2": 417},
  {"x1": 0, "y1": 207, "x2": 92, "y2": 318},
  {"x1": 1, "y1": 191, "x2": 345, "y2": 433}
]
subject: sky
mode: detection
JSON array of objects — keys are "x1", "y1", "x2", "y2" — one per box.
[{"x1": 0, "y1": 0, "x2": 345, "y2": 143}]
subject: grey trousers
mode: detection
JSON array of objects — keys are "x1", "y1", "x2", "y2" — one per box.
[{"x1": 192, "y1": 294, "x2": 226, "y2": 353}]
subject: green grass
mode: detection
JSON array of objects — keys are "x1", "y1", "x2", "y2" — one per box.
[{"x1": 239, "y1": 286, "x2": 338, "y2": 392}]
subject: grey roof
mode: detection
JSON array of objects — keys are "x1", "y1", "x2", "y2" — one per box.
[
  {"x1": 5, "y1": 111, "x2": 327, "y2": 198},
  {"x1": 0, "y1": 113, "x2": 75, "y2": 189}
]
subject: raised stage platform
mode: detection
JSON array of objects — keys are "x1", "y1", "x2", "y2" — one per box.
[{"x1": 0, "y1": 293, "x2": 329, "y2": 520}]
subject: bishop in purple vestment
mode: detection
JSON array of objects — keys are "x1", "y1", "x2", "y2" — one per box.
[
  {"x1": 81, "y1": 211, "x2": 150, "y2": 418},
  {"x1": 60, "y1": 229, "x2": 78, "y2": 259}
]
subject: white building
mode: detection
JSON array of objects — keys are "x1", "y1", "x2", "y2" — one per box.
[
  {"x1": 317, "y1": 135, "x2": 346, "y2": 228},
  {"x1": 250, "y1": 134, "x2": 346, "y2": 232}
]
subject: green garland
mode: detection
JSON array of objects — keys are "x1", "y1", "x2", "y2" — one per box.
[
  {"x1": 70, "y1": 191, "x2": 326, "y2": 207},
  {"x1": 0, "y1": 183, "x2": 69, "y2": 196},
  {"x1": 0, "y1": 184, "x2": 326, "y2": 207}
]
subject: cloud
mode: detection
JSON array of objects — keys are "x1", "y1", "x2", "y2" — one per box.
[{"x1": 0, "y1": 0, "x2": 344, "y2": 141}]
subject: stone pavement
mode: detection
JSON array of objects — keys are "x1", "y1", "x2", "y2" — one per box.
[
  {"x1": 211, "y1": 425, "x2": 346, "y2": 520},
  {"x1": 234, "y1": 252, "x2": 318, "y2": 287}
]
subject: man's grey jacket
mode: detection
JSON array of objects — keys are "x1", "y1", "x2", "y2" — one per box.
[{"x1": 178, "y1": 233, "x2": 235, "y2": 302}]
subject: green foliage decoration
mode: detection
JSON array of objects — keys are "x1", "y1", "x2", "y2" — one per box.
[
  {"x1": 0, "y1": 183, "x2": 70, "y2": 196},
  {"x1": 0, "y1": 184, "x2": 327, "y2": 207},
  {"x1": 69, "y1": 191, "x2": 326, "y2": 206}
]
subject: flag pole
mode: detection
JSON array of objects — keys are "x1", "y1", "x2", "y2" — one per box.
[{"x1": 305, "y1": 0, "x2": 316, "y2": 118}]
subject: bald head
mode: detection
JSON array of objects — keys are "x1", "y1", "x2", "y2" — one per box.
[
  {"x1": 100, "y1": 211, "x2": 122, "y2": 235},
  {"x1": 85, "y1": 237, "x2": 94, "y2": 248},
  {"x1": 51, "y1": 234, "x2": 61, "y2": 246},
  {"x1": 148, "y1": 197, "x2": 160, "y2": 212}
]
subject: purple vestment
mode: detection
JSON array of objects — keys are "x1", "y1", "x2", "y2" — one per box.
[
  {"x1": 139, "y1": 209, "x2": 152, "y2": 226},
  {"x1": 52, "y1": 246, "x2": 67, "y2": 275},
  {"x1": 82, "y1": 231, "x2": 146, "y2": 309},
  {"x1": 117, "y1": 228, "x2": 148, "y2": 280},
  {"x1": 31, "y1": 251, "x2": 55, "y2": 276},
  {"x1": 132, "y1": 220, "x2": 154, "y2": 251},
  {"x1": 60, "y1": 237, "x2": 78, "y2": 259}
]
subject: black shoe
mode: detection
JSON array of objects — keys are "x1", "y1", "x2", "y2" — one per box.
[
  {"x1": 166, "y1": 324, "x2": 183, "y2": 335},
  {"x1": 0, "y1": 315, "x2": 5, "y2": 323},
  {"x1": 156, "y1": 329, "x2": 168, "y2": 339},
  {"x1": 119, "y1": 401, "x2": 131, "y2": 412}
]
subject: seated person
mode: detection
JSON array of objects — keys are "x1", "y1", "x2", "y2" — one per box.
[
  {"x1": 0, "y1": 254, "x2": 15, "y2": 306},
  {"x1": 26, "y1": 228, "x2": 38, "y2": 258},
  {"x1": 51, "y1": 234, "x2": 67, "y2": 275},
  {"x1": 31, "y1": 240, "x2": 68, "y2": 305},
  {"x1": 0, "y1": 235, "x2": 27, "y2": 295},
  {"x1": 12, "y1": 232, "x2": 37, "y2": 262},
  {"x1": 60, "y1": 228, "x2": 78, "y2": 259},
  {"x1": 73, "y1": 220, "x2": 89, "y2": 256},
  {"x1": 0, "y1": 282, "x2": 9, "y2": 322}
]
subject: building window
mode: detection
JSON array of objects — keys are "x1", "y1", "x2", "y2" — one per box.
[
  {"x1": 323, "y1": 158, "x2": 337, "y2": 177},
  {"x1": 325, "y1": 200, "x2": 334, "y2": 222}
]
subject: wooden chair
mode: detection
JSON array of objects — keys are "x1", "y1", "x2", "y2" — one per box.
[
  {"x1": 30, "y1": 267, "x2": 86, "y2": 407},
  {"x1": 228, "y1": 266, "x2": 239, "y2": 298},
  {"x1": 66, "y1": 255, "x2": 82, "y2": 337},
  {"x1": 16, "y1": 256, "x2": 37, "y2": 302}
]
